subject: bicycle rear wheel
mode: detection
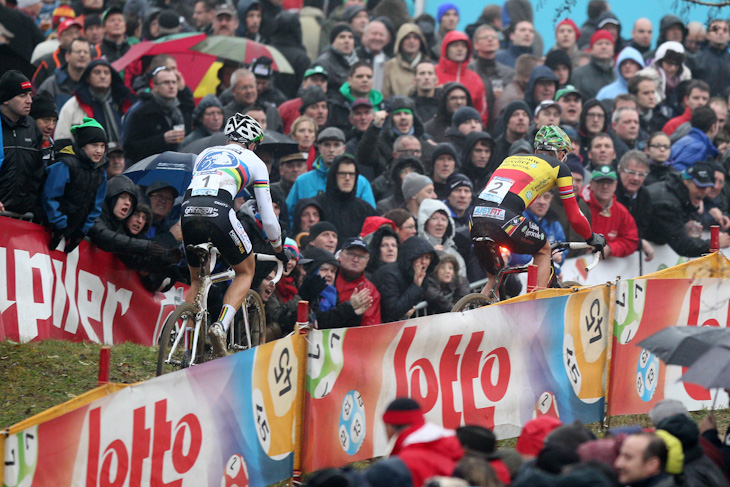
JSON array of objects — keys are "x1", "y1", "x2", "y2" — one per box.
[
  {"x1": 451, "y1": 293, "x2": 496, "y2": 312},
  {"x1": 230, "y1": 290, "x2": 267, "y2": 352},
  {"x1": 157, "y1": 303, "x2": 204, "y2": 376}
]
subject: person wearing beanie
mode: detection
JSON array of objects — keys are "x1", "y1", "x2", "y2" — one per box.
[
  {"x1": 401, "y1": 172, "x2": 436, "y2": 218},
  {"x1": 435, "y1": 31, "x2": 488, "y2": 127},
  {"x1": 379, "y1": 397, "x2": 463, "y2": 487},
  {"x1": 446, "y1": 106, "x2": 483, "y2": 155},
  {"x1": 516, "y1": 416, "x2": 563, "y2": 460},
  {"x1": 181, "y1": 94, "x2": 224, "y2": 147},
  {"x1": 373, "y1": 155, "x2": 426, "y2": 215},
  {"x1": 42, "y1": 117, "x2": 108, "y2": 254},
  {"x1": 29, "y1": 91, "x2": 59, "y2": 163},
  {"x1": 55, "y1": 59, "x2": 133, "y2": 146},
  {"x1": 37, "y1": 36, "x2": 91, "y2": 112},
  {"x1": 307, "y1": 221, "x2": 339, "y2": 253},
  {"x1": 84, "y1": 14, "x2": 105, "y2": 45},
  {"x1": 430, "y1": 143, "x2": 460, "y2": 199},
  {"x1": 96, "y1": 6, "x2": 131, "y2": 63},
  {"x1": 0, "y1": 70, "x2": 45, "y2": 216},
  {"x1": 544, "y1": 50, "x2": 572, "y2": 88},
  {"x1": 572, "y1": 29, "x2": 616, "y2": 100},
  {"x1": 492, "y1": 100, "x2": 532, "y2": 165},
  {"x1": 549, "y1": 18, "x2": 581, "y2": 68},
  {"x1": 32, "y1": 17, "x2": 84, "y2": 91},
  {"x1": 313, "y1": 22, "x2": 359, "y2": 97},
  {"x1": 277, "y1": 66, "x2": 329, "y2": 134}
]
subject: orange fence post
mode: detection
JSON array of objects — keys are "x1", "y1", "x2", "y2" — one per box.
[{"x1": 292, "y1": 300, "x2": 310, "y2": 485}]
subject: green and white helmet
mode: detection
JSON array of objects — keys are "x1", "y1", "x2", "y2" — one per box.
[{"x1": 534, "y1": 125, "x2": 572, "y2": 153}]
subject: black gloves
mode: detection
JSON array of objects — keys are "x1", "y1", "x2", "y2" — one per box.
[
  {"x1": 275, "y1": 249, "x2": 290, "y2": 268},
  {"x1": 163, "y1": 247, "x2": 184, "y2": 264},
  {"x1": 148, "y1": 242, "x2": 167, "y2": 256},
  {"x1": 587, "y1": 233, "x2": 607, "y2": 254},
  {"x1": 49, "y1": 229, "x2": 85, "y2": 253},
  {"x1": 298, "y1": 274, "x2": 327, "y2": 302}
]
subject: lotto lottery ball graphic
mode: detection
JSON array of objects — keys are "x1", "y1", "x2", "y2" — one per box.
[
  {"x1": 338, "y1": 390, "x2": 366, "y2": 455},
  {"x1": 636, "y1": 349, "x2": 659, "y2": 402},
  {"x1": 532, "y1": 391, "x2": 560, "y2": 419},
  {"x1": 3, "y1": 427, "x2": 38, "y2": 487},
  {"x1": 307, "y1": 329, "x2": 346, "y2": 399},
  {"x1": 221, "y1": 454, "x2": 249, "y2": 487},
  {"x1": 614, "y1": 279, "x2": 646, "y2": 344}
]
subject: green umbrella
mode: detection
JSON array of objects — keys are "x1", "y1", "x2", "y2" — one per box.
[{"x1": 191, "y1": 36, "x2": 294, "y2": 74}]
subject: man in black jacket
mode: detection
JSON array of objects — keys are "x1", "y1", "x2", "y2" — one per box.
[
  {"x1": 314, "y1": 154, "x2": 375, "y2": 246},
  {"x1": 688, "y1": 19, "x2": 730, "y2": 97},
  {"x1": 646, "y1": 162, "x2": 730, "y2": 256},
  {"x1": 616, "y1": 150, "x2": 654, "y2": 260},
  {"x1": 372, "y1": 235, "x2": 438, "y2": 323},
  {"x1": 124, "y1": 67, "x2": 188, "y2": 163},
  {"x1": 0, "y1": 70, "x2": 44, "y2": 216}
]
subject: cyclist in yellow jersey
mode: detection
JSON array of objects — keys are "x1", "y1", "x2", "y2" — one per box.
[{"x1": 470, "y1": 125, "x2": 606, "y2": 293}]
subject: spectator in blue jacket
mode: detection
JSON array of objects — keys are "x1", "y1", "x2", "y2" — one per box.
[
  {"x1": 42, "y1": 117, "x2": 108, "y2": 253},
  {"x1": 670, "y1": 106, "x2": 720, "y2": 172},
  {"x1": 596, "y1": 46, "x2": 645, "y2": 103}
]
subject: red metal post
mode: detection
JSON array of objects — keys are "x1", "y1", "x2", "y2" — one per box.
[
  {"x1": 527, "y1": 264, "x2": 538, "y2": 292},
  {"x1": 710, "y1": 225, "x2": 720, "y2": 252},
  {"x1": 297, "y1": 300, "x2": 310, "y2": 331},
  {"x1": 98, "y1": 345, "x2": 111, "y2": 385}
]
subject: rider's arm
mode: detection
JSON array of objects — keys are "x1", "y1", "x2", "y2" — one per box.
[
  {"x1": 249, "y1": 157, "x2": 283, "y2": 249},
  {"x1": 556, "y1": 174, "x2": 593, "y2": 240}
]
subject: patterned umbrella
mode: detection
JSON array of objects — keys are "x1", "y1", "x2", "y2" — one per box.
[{"x1": 190, "y1": 36, "x2": 294, "y2": 74}]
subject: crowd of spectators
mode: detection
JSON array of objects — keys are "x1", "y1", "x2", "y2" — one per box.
[
  {"x1": 3, "y1": 0, "x2": 730, "y2": 324},
  {"x1": 306, "y1": 396, "x2": 730, "y2": 487}
]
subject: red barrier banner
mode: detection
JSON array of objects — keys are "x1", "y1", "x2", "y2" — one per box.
[
  {"x1": 608, "y1": 278, "x2": 730, "y2": 416},
  {"x1": 0, "y1": 217, "x2": 186, "y2": 345}
]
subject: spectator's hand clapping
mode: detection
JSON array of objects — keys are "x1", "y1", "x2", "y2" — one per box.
[
  {"x1": 298, "y1": 274, "x2": 328, "y2": 302},
  {"x1": 148, "y1": 242, "x2": 167, "y2": 256},
  {"x1": 719, "y1": 232, "x2": 730, "y2": 249},
  {"x1": 164, "y1": 247, "x2": 184, "y2": 264},
  {"x1": 642, "y1": 239, "x2": 654, "y2": 261},
  {"x1": 350, "y1": 288, "x2": 372, "y2": 315},
  {"x1": 699, "y1": 413, "x2": 716, "y2": 434},
  {"x1": 373, "y1": 110, "x2": 388, "y2": 128}
]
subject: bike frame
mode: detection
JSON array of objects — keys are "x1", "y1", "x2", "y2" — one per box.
[{"x1": 164, "y1": 244, "x2": 283, "y2": 367}]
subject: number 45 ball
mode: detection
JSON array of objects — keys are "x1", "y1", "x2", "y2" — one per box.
[{"x1": 338, "y1": 390, "x2": 366, "y2": 455}]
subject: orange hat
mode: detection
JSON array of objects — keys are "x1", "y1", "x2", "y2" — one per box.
[{"x1": 53, "y1": 5, "x2": 76, "y2": 27}]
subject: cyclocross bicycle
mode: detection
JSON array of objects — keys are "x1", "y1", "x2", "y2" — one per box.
[
  {"x1": 451, "y1": 240, "x2": 601, "y2": 312},
  {"x1": 156, "y1": 243, "x2": 283, "y2": 375}
]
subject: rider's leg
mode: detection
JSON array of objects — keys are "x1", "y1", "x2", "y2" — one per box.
[
  {"x1": 185, "y1": 265, "x2": 200, "y2": 304},
  {"x1": 220, "y1": 253, "x2": 256, "y2": 323},
  {"x1": 532, "y1": 240, "x2": 553, "y2": 289},
  {"x1": 481, "y1": 274, "x2": 496, "y2": 296}
]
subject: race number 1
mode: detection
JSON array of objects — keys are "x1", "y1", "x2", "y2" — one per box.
[{"x1": 190, "y1": 172, "x2": 220, "y2": 196}]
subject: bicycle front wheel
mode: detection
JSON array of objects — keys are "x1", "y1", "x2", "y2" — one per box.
[
  {"x1": 231, "y1": 290, "x2": 267, "y2": 352},
  {"x1": 451, "y1": 293, "x2": 496, "y2": 312},
  {"x1": 157, "y1": 303, "x2": 202, "y2": 376}
]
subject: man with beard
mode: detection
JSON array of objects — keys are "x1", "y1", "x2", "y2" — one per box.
[{"x1": 492, "y1": 100, "x2": 531, "y2": 165}]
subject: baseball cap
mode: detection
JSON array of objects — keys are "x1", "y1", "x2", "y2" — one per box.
[
  {"x1": 304, "y1": 65, "x2": 329, "y2": 79},
  {"x1": 102, "y1": 6, "x2": 124, "y2": 23},
  {"x1": 351, "y1": 98, "x2": 373, "y2": 111},
  {"x1": 107, "y1": 141, "x2": 125, "y2": 155},
  {"x1": 57, "y1": 18, "x2": 83, "y2": 36},
  {"x1": 317, "y1": 127, "x2": 346, "y2": 143},
  {"x1": 555, "y1": 84, "x2": 581, "y2": 101},
  {"x1": 341, "y1": 236, "x2": 369, "y2": 253},
  {"x1": 214, "y1": 3, "x2": 236, "y2": 17},
  {"x1": 685, "y1": 163, "x2": 715, "y2": 188},
  {"x1": 591, "y1": 165, "x2": 617, "y2": 181},
  {"x1": 251, "y1": 57, "x2": 274, "y2": 79},
  {"x1": 145, "y1": 180, "x2": 179, "y2": 198},
  {"x1": 534, "y1": 100, "x2": 562, "y2": 117}
]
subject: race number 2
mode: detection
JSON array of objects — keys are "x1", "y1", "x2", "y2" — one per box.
[{"x1": 479, "y1": 177, "x2": 514, "y2": 204}]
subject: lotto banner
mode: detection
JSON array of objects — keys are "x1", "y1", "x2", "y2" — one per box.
[
  {"x1": 302, "y1": 286, "x2": 611, "y2": 471},
  {"x1": 3, "y1": 333, "x2": 303, "y2": 487},
  {"x1": 607, "y1": 278, "x2": 730, "y2": 417},
  {"x1": 0, "y1": 217, "x2": 186, "y2": 345}
]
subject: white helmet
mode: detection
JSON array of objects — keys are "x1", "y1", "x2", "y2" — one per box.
[{"x1": 224, "y1": 113, "x2": 264, "y2": 144}]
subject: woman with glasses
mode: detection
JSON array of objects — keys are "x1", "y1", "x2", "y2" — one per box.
[{"x1": 643, "y1": 132, "x2": 676, "y2": 186}]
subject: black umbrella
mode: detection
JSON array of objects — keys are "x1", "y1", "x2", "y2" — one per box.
[
  {"x1": 123, "y1": 151, "x2": 198, "y2": 197},
  {"x1": 179, "y1": 130, "x2": 299, "y2": 158},
  {"x1": 637, "y1": 326, "x2": 730, "y2": 367},
  {"x1": 681, "y1": 338, "x2": 730, "y2": 390}
]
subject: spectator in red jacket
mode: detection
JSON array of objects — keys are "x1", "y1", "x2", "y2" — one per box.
[
  {"x1": 434, "y1": 31, "x2": 488, "y2": 128},
  {"x1": 335, "y1": 236, "x2": 381, "y2": 326},
  {"x1": 586, "y1": 165, "x2": 639, "y2": 258},
  {"x1": 383, "y1": 397, "x2": 464, "y2": 487}
]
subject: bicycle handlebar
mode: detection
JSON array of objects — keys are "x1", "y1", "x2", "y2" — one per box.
[
  {"x1": 550, "y1": 242, "x2": 601, "y2": 273},
  {"x1": 255, "y1": 253, "x2": 284, "y2": 285}
]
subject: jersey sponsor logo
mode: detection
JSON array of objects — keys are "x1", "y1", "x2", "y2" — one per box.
[
  {"x1": 196, "y1": 150, "x2": 238, "y2": 171},
  {"x1": 522, "y1": 224, "x2": 544, "y2": 240},
  {"x1": 213, "y1": 200, "x2": 229, "y2": 207},
  {"x1": 183, "y1": 206, "x2": 218, "y2": 217},
  {"x1": 473, "y1": 206, "x2": 505, "y2": 220},
  {"x1": 229, "y1": 230, "x2": 245, "y2": 254}
]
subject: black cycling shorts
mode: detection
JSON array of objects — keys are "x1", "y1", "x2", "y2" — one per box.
[
  {"x1": 470, "y1": 203, "x2": 547, "y2": 273},
  {"x1": 180, "y1": 193, "x2": 252, "y2": 267}
]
